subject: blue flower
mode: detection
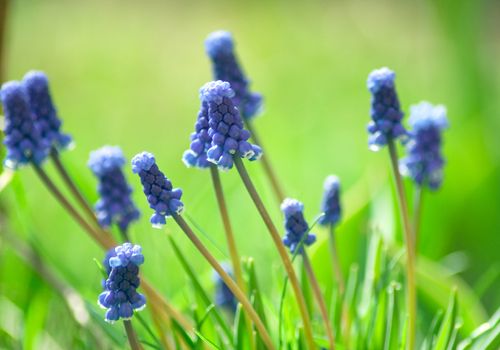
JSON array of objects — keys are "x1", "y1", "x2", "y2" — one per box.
[
  {"x1": 205, "y1": 31, "x2": 262, "y2": 120},
  {"x1": 98, "y1": 243, "x2": 146, "y2": 323},
  {"x1": 213, "y1": 263, "x2": 237, "y2": 312},
  {"x1": 400, "y1": 102, "x2": 448, "y2": 190},
  {"x1": 281, "y1": 198, "x2": 316, "y2": 254},
  {"x1": 319, "y1": 175, "x2": 342, "y2": 227},
  {"x1": 88, "y1": 146, "x2": 140, "y2": 231},
  {"x1": 182, "y1": 101, "x2": 212, "y2": 169},
  {"x1": 1, "y1": 81, "x2": 49, "y2": 169},
  {"x1": 132, "y1": 152, "x2": 184, "y2": 228},
  {"x1": 366, "y1": 67, "x2": 407, "y2": 150},
  {"x1": 23, "y1": 71, "x2": 72, "y2": 151},
  {"x1": 201, "y1": 81, "x2": 262, "y2": 171}
]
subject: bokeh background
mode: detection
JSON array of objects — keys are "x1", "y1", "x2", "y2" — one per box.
[{"x1": 0, "y1": 0, "x2": 499, "y2": 348}]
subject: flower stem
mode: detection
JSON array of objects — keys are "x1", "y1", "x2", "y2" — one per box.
[
  {"x1": 119, "y1": 227, "x2": 131, "y2": 243},
  {"x1": 172, "y1": 213, "x2": 276, "y2": 350},
  {"x1": 233, "y1": 156, "x2": 316, "y2": 349},
  {"x1": 388, "y1": 140, "x2": 416, "y2": 350},
  {"x1": 50, "y1": 148, "x2": 100, "y2": 227},
  {"x1": 412, "y1": 186, "x2": 423, "y2": 250},
  {"x1": 124, "y1": 320, "x2": 144, "y2": 350},
  {"x1": 328, "y1": 225, "x2": 345, "y2": 296},
  {"x1": 302, "y1": 251, "x2": 336, "y2": 350},
  {"x1": 245, "y1": 120, "x2": 286, "y2": 203}
]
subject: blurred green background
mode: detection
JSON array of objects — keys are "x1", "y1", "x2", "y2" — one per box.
[{"x1": 0, "y1": 0, "x2": 499, "y2": 348}]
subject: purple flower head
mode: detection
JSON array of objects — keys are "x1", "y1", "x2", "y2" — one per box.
[
  {"x1": 88, "y1": 146, "x2": 140, "y2": 231},
  {"x1": 200, "y1": 81, "x2": 262, "y2": 171},
  {"x1": 213, "y1": 262, "x2": 237, "y2": 312},
  {"x1": 23, "y1": 71, "x2": 72, "y2": 151},
  {"x1": 1, "y1": 81, "x2": 49, "y2": 169},
  {"x1": 132, "y1": 152, "x2": 184, "y2": 228},
  {"x1": 281, "y1": 198, "x2": 316, "y2": 254},
  {"x1": 205, "y1": 31, "x2": 263, "y2": 120},
  {"x1": 366, "y1": 67, "x2": 407, "y2": 151},
  {"x1": 98, "y1": 243, "x2": 146, "y2": 323},
  {"x1": 319, "y1": 175, "x2": 342, "y2": 227},
  {"x1": 182, "y1": 100, "x2": 212, "y2": 169},
  {"x1": 400, "y1": 102, "x2": 448, "y2": 190}
]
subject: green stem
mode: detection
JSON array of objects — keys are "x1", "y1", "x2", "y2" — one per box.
[
  {"x1": 119, "y1": 227, "x2": 131, "y2": 243},
  {"x1": 328, "y1": 225, "x2": 345, "y2": 296},
  {"x1": 412, "y1": 186, "x2": 423, "y2": 250},
  {"x1": 245, "y1": 121, "x2": 286, "y2": 203},
  {"x1": 388, "y1": 140, "x2": 416, "y2": 350},
  {"x1": 124, "y1": 320, "x2": 144, "y2": 350},
  {"x1": 172, "y1": 213, "x2": 276, "y2": 350},
  {"x1": 233, "y1": 156, "x2": 316, "y2": 349},
  {"x1": 302, "y1": 251, "x2": 336, "y2": 350}
]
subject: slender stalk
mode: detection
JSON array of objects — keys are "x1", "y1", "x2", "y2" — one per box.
[
  {"x1": 302, "y1": 251, "x2": 336, "y2": 350},
  {"x1": 387, "y1": 141, "x2": 416, "y2": 350},
  {"x1": 245, "y1": 121, "x2": 286, "y2": 203},
  {"x1": 124, "y1": 320, "x2": 144, "y2": 350},
  {"x1": 233, "y1": 156, "x2": 316, "y2": 349},
  {"x1": 119, "y1": 227, "x2": 131, "y2": 243},
  {"x1": 328, "y1": 226, "x2": 345, "y2": 296},
  {"x1": 412, "y1": 186, "x2": 423, "y2": 250},
  {"x1": 172, "y1": 213, "x2": 276, "y2": 350},
  {"x1": 50, "y1": 148, "x2": 101, "y2": 227}
]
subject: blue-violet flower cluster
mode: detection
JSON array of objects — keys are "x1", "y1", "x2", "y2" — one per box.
[
  {"x1": 201, "y1": 81, "x2": 262, "y2": 171},
  {"x1": 318, "y1": 175, "x2": 342, "y2": 227},
  {"x1": 367, "y1": 67, "x2": 407, "y2": 150},
  {"x1": 132, "y1": 152, "x2": 184, "y2": 228},
  {"x1": 23, "y1": 71, "x2": 72, "y2": 151},
  {"x1": 182, "y1": 100, "x2": 212, "y2": 169},
  {"x1": 213, "y1": 263, "x2": 237, "y2": 312},
  {"x1": 281, "y1": 198, "x2": 316, "y2": 254},
  {"x1": 98, "y1": 243, "x2": 146, "y2": 323},
  {"x1": 1, "y1": 81, "x2": 48, "y2": 168},
  {"x1": 205, "y1": 31, "x2": 262, "y2": 120},
  {"x1": 399, "y1": 101, "x2": 448, "y2": 190},
  {"x1": 88, "y1": 146, "x2": 140, "y2": 231}
]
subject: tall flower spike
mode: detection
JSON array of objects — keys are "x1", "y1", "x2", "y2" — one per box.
[
  {"x1": 88, "y1": 146, "x2": 140, "y2": 231},
  {"x1": 201, "y1": 81, "x2": 262, "y2": 171},
  {"x1": 400, "y1": 102, "x2": 448, "y2": 190},
  {"x1": 23, "y1": 71, "x2": 73, "y2": 151},
  {"x1": 182, "y1": 100, "x2": 212, "y2": 169},
  {"x1": 367, "y1": 67, "x2": 407, "y2": 151},
  {"x1": 98, "y1": 243, "x2": 146, "y2": 323},
  {"x1": 213, "y1": 263, "x2": 237, "y2": 312},
  {"x1": 1, "y1": 81, "x2": 48, "y2": 169},
  {"x1": 281, "y1": 198, "x2": 316, "y2": 254},
  {"x1": 205, "y1": 31, "x2": 262, "y2": 120},
  {"x1": 319, "y1": 175, "x2": 342, "y2": 226},
  {"x1": 132, "y1": 152, "x2": 184, "y2": 228}
]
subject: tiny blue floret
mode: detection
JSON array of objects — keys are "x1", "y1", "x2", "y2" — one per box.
[
  {"x1": 400, "y1": 101, "x2": 448, "y2": 190},
  {"x1": 132, "y1": 152, "x2": 184, "y2": 228},
  {"x1": 281, "y1": 198, "x2": 316, "y2": 254},
  {"x1": 319, "y1": 175, "x2": 342, "y2": 227}
]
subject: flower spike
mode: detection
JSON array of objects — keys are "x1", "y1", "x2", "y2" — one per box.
[
  {"x1": 88, "y1": 146, "x2": 140, "y2": 231},
  {"x1": 205, "y1": 31, "x2": 262, "y2": 120},
  {"x1": 281, "y1": 198, "x2": 316, "y2": 254},
  {"x1": 319, "y1": 175, "x2": 342, "y2": 227},
  {"x1": 132, "y1": 152, "x2": 184, "y2": 228}
]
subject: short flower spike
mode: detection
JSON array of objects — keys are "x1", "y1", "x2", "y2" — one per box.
[
  {"x1": 281, "y1": 198, "x2": 316, "y2": 254},
  {"x1": 366, "y1": 67, "x2": 407, "y2": 150},
  {"x1": 1, "y1": 81, "x2": 48, "y2": 168},
  {"x1": 98, "y1": 243, "x2": 146, "y2": 323},
  {"x1": 23, "y1": 71, "x2": 72, "y2": 151},
  {"x1": 319, "y1": 175, "x2": 342, "y2": 227},
  {"x1": 400, "y1": 101, "x2": 448, "y2": 190},
  {"x1": 213, "y1": 262, "x2": 237, "y2": 312},
  {"x1": 182, "y1": 100, "x2": 212, "y2": 169},
  {"x1": 88, "y1": 146, "x2": 140, "y2": 231},
  {"x1": 205, "y1": 31, "x2": 262, "y2": 120},
  {"x1": 132, "y1": 152, "x2": 184, "y2": 228},
  {"x1": 201, "y1": 81, "x2": 262, "y2": 171}
]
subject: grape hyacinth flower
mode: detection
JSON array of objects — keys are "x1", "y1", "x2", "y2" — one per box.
[
  {"x1": 88, "y1": 146, "x2": 140, "y2": 231},
  {"x1": 1, "y1": 81, "x2": 48, "y2": 168},
  {"x1": 131, "y1": 152, "x2": 184, "y2": 228},
  {"x1": 281, "y1": 198, "x2": 316, "y2": 254},
  {"x1": 366, "y1": 67, "x2": 407, "y2": 150},
  {"x1": 182, "y1": 100, "x2": 212, "y2": 169},
  {"x1": 23, "y1": 71, "x2": 72, "y2": 151},
  {"x1": 98, "y1": 243, "x2": 146, "y2": 323},
  {"x1": 400, "y1": 102, "x2": 448, "y2": 190},
  {"x1": 318, "y1": 175, "x2": 342, "y2": 227},
  {"x1": 213, "y1": 263, "x2": 237, "y2": 312},
  {"x1": 205, "y1": 31, "x2": 262, "y2": 119},
  {"x1": 201, "y1": 81, "x2": 262, "y2": 171}
]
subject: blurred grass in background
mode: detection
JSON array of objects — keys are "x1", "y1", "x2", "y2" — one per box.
[{"x1": 0, "y1": 0, "x2": 499, "y2": 347}]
